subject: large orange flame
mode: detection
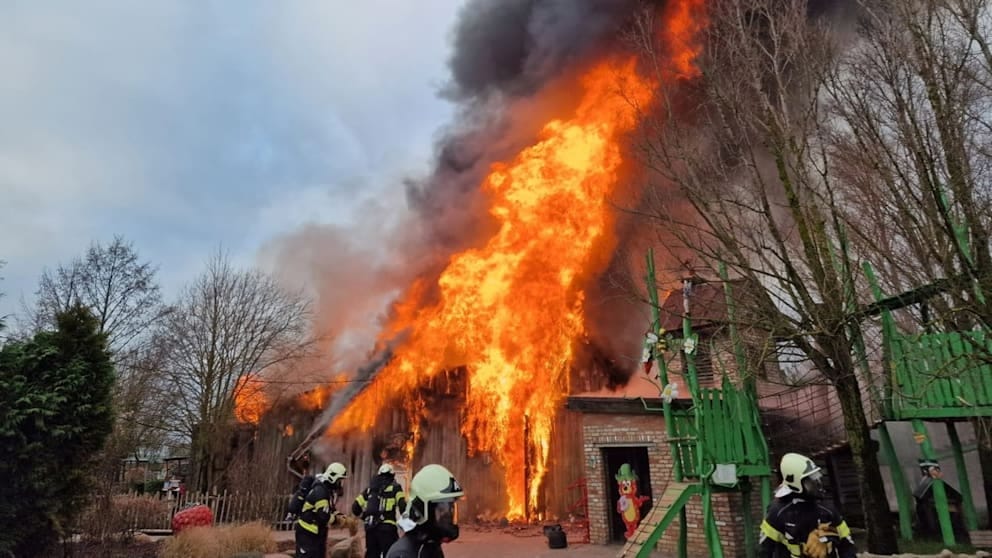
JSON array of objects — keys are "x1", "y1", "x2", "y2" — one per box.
[
  {"x1": 332, "y1": 57, "x2": 654, "y2": 518},
  {"x1": 296, "y1": 378, "x2": 345, "y2": 411},
  {"x1": 329, "y1": 0, "x2": 708, "y2": 519},
  {"x1": 234, "y1": 376, "x2": 267, "y2": 425}
]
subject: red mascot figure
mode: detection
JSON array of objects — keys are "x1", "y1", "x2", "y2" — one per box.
[{"x1": 615, "y1": 463, "x2": 650, "y2": 539}]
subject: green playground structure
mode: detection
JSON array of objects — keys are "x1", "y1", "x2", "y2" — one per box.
[
  {"x1": 626, "y1": 247, "x2": 992, "y2": 556},
  {"x1": 618, "y1": 250, "x2": 772, "y2": 558},
  {"x1": 865, "y1": 262, "x2": 989, "y2": 547}
]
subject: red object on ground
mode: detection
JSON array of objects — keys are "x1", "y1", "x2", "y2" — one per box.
[{"x1": 171, "y1": 504, "x2": 213, "y2": 534}]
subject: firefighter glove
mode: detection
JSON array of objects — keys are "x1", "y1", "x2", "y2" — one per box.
[{"x1": 803, "y1": 523, "x2": 838, "y2": 558}]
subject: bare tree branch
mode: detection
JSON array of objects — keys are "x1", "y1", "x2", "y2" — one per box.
[{"x1": 158, "y1": 250, "x2": 312, "y2": 491}]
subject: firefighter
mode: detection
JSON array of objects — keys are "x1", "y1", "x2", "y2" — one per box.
[
  {"x1": 385, "y1": 464, "x2": 463, "y2": 558},
  {"x1": 295, "y1": 462, "x2": 348, "y2": 558},
  {"x1": 913, "y1": 459, "x2": 968, "y2": 541},
  {"x1": 286, "y1": 473, "x2": 316, "y2": 524},
  {"x1": 758, "y1": 453, "x2": 856, "y2": 558},
  {"x1": 353, "y1": 463, "x2": 407, "y2": 558}
]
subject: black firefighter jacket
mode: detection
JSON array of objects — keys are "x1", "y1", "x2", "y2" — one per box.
[{"x1": 758, "y1": 493, "x2": 856, "y2": 558}]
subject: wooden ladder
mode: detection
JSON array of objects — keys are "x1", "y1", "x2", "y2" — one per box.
[{"x1": 616, "y1": 482, "x2": 699, "y2": 558}]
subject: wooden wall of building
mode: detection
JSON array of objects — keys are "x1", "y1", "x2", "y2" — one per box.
[{"x1": 306, "y1": 364, "x2": 602, "y2": 522}]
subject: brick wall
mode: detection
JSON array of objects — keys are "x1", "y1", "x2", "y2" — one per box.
[{"x1": 582, "y1": 412, "x2": 756, "y2": 557}]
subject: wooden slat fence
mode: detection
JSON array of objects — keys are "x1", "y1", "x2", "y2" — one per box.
[{"x1": 119, "y1": 490, "x2": 297, "y2": 532}]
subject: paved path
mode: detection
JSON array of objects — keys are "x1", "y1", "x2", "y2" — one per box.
[
  {"x1": 272, "y1": 526, "x2": 654, "y2": 558},
  {"x1": 441, "y1": 528, "x2": 624, "y2": 558}
]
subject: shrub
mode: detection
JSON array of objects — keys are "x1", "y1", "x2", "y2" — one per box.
[
  {"x1": 160, "y1": 526, "x2": 221, "y2": 558},
  {"x1": 221, "y1": 522, "x2": 276, "y2": 555},
  {"x1": 0, "y1": 306, "x2": 115, "y2": 556},
  {"x1": 160, "y1": 522, "x2": 276, "y2": 558}
]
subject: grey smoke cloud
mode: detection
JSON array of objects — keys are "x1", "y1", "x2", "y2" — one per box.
[
  {"x1": 403, "y1": 0, "x2": 645, "y2": 257},
  {"x1": 445, "y1": 0, "x2": 639, "y2": 100}
]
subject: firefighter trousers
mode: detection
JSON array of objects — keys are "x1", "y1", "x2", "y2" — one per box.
[
  {"x1": 295, "y1": 525, "x2": 327, "y2": 558},
  {"x1": 365, "y1": 522, "x2": 399, "y2": 558}
]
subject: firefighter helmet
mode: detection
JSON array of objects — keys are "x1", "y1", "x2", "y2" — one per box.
[
  {"x1": 379, "y1": 463, "x2": 395, "y2": 475},
  {"x1": 322, "y1": 462, "x2": 348, "y2": 483},
  {"x1": 405, "y1": 464, "x2": 463, "y2": 525},
  {"x1": 780, "y1": 452, "x2": 822, "y2": 495}
]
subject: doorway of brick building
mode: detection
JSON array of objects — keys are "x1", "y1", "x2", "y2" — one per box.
[{"x1": 603, "y1": 446, "x2": 653, "y2": 542}]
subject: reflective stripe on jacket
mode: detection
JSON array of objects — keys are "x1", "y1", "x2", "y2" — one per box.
[
  {"x1": 757, "y1": 494, "x2": 855, "y2": 558},
  {"x1": 352, "y1": 481, "x2": 407, "y2": 525},
  {"x1": 297, "y1": 481, "x2": 334, "y2": 536}
]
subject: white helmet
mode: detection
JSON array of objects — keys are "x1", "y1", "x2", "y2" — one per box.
[
  {"x1": 405, "y1": 464, "x2": 463, "y2": 525},
  {"x1": 378, "y1": 463, "x2": 395, "y2": 475},
  {"x1": 321, "y1": 462, "x2": 348, "y2": 483},
  {"x1": 779, "y1": 452, "x2": 823, "y2": 495}
]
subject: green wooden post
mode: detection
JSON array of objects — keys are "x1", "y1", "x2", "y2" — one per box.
[
  {"x1": 682, "y1": 276, "x2": 714, "y2": 558},
  {"x1": 645, "y1": 249, "x2": 688, "y2": 558},
  {"x1": 646, "y1": 249, "x2": 681, "y2": 482},
  {"x1": 913, "y1": 420, "x2": 956, "y2": 546},
  {"x1": 865, "y1": 262, "x2": 918, "y2": 540},
  {"x1": 947, "y1": 422, "x2": 978, "y2": 530},
  {"x1": 935, "y1": 185, "x2": 987, "y2": 305},
  {"x1": 878, "y1": 422, "x2": 914, "y2": 540}
]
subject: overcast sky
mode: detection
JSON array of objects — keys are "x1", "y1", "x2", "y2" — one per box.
[{"x1": 0, "y1": 1, "x2": 464, "y2": 320}]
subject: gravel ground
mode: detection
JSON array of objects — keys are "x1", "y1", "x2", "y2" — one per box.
[
  {"x1": 267, "y1": 529, "x2": 992, "y2": 558},
  {"x1": 441, "y1": 528, "x2": 628, "y2": 558}
]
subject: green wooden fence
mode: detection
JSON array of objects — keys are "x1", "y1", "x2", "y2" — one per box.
[{"x1": 888, "y1": 330, "x2": 992, "y2": 419}]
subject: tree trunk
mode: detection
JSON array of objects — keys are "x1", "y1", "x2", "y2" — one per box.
[
  {"x1": 973, "y1": 417, "x2": 992, "y2": 528},
  {"x1": 191, "y1": 432, "x2": 212, "y2": 493},
  {"x1": 833, "y1": 374, "x2": 899, "y2": 553}
]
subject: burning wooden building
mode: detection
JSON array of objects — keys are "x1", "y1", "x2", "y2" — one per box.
[
  {"x1": 295, "y1": 42, "x2": 667, "y2": 521},
  {"x1": 230, "y1": 0, "x2": 866, "y2": 550}
]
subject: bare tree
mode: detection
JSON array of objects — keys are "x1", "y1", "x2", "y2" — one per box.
[
  {"x1": 24, "y1": 237, "x2": 169, "y2": 482},
  {"x1": 159, "y1": 251, "x2": 312, "y2": 491},
  {"x1": 630, "y1": 0, "x2": 898, "y2": 551},
  {"x1": 825, "y1": 0, "x2": 992, "y2": 525},
  {"x1": 29, "y1": 235, "x2": 165, "y2": 352}
]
